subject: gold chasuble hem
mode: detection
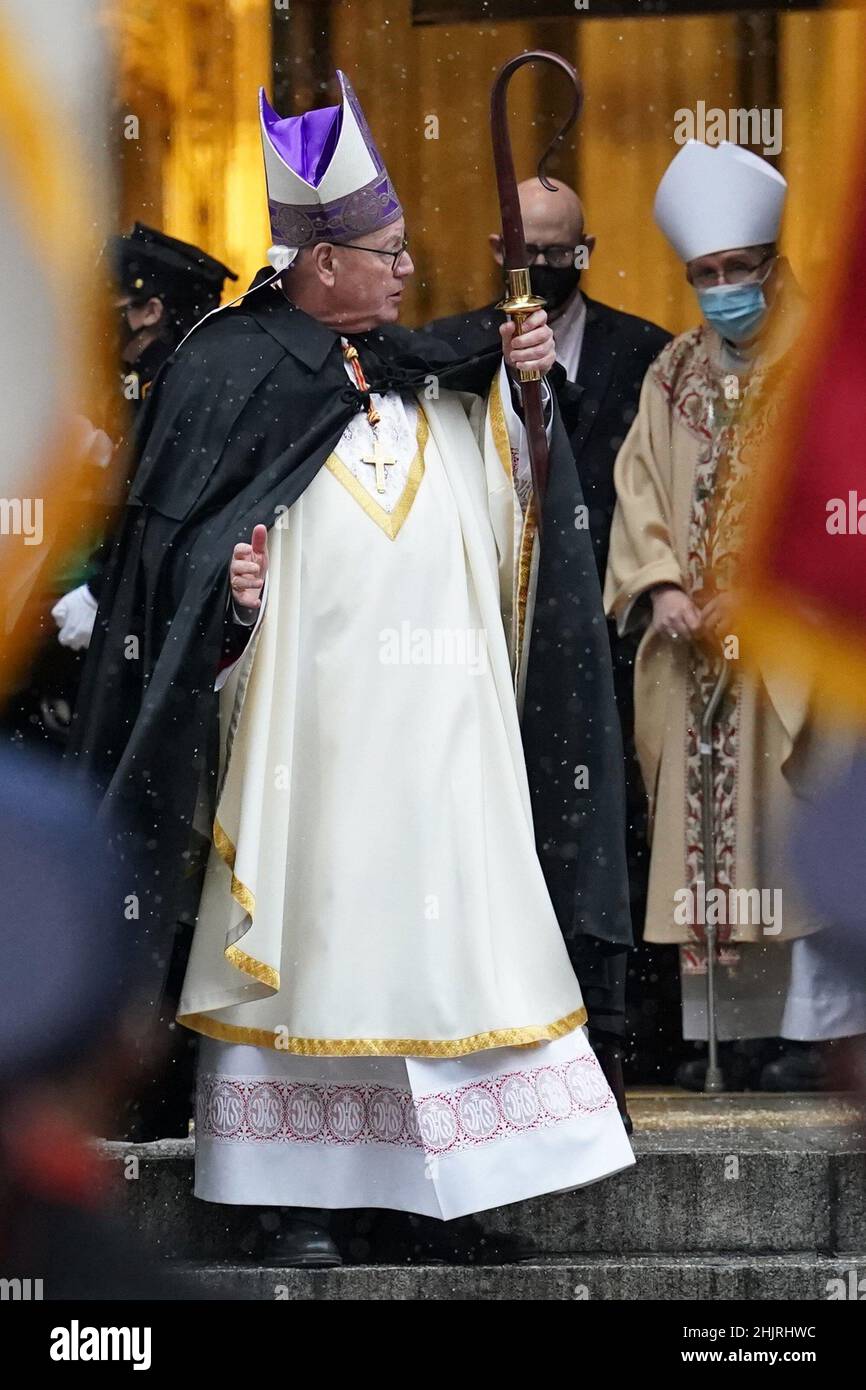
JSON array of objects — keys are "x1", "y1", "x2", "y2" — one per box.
[
  {"x1": 325, "y1": 411, "x2": 429, "y2": 540},
  {"x1": 177, "y1": 1006, "x2": 588, "y2": 1057},
  {"x1": 212, "y1": 817, "x2": 279, "y2": 992},
  {"x1": 223, "y1": 945, "x2": 279, "y2": 991}
]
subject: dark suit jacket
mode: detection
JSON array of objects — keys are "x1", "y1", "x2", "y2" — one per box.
[{"x1": 426, "y1": 294, "x2": 672, "y2": 930}]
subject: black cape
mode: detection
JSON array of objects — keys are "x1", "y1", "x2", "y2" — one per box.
[{"x1": 69, "y1": 282, "x2": 632, "y2": 1013}]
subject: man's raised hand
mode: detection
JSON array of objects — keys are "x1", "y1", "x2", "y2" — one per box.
[{"x1": 230, "y1": 524, "x2": 269, "y2": 610}]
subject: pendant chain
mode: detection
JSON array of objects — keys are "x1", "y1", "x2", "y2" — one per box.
[{"x1": 342, "y1": 342, "x2": 381, "y2": 427}]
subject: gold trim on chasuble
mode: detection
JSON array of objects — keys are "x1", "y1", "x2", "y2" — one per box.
[
  {"x1": 211, "y1": 816, "x2": 279, "y2": 991},
  {"x1": 489, "y1": 371, "x2": 513, "y2": 481},
  {"x1": 324, "y1": 409, "x2": 429, "y2": 540},
  {"x1": 179, "y1": 400, "x2": 586, "y2": 1057},
  {"x1": 179, "y1": 1004, "x2": 587, "y2": 1058},
  {"x1": 514, "y1": 508, "x2": 538, "y2": 677},
  {"x1": 489, "y1": 372, "x2": 537, "y2": 675},
  {"x1": 195, "y1": 821, "x2": 587, "y2": 1055}
]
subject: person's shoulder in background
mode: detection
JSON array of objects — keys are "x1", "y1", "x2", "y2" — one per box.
[
  {"x1": 583, "y1": 295, "x2": 672, "y2": 370},
  {"x1": 422, "y1": 303, "x2": 505, "y2": 357}
]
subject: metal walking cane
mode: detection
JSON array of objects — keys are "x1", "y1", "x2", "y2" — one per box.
[{"x1": 698, "y1": 652, "x2": 733, "y2": 1093}]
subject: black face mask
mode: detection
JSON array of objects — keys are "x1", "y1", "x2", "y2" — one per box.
[{"x1": 529, "y1": 264, "x2": 581, "y2": 310}]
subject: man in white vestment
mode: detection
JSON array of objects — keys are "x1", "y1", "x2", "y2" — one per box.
[{"x1": 172, "y1": 74, "x2": 634, "y2": 1265}]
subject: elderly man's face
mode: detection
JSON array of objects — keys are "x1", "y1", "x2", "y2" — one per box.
[
  {"x1": 318, "y1": 218, "x2": 414, "y2": 331},
  {"x1": 686, "y1": 245, "x2": 776, "y2": 291}
]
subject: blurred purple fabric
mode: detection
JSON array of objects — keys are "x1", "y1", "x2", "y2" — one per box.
[
  {"x1": 0, "y1": 751, "x2": 132, "y2": 1086},
  {"x1": 788, "y1": 748, "x2": 866, "y2": 960}
]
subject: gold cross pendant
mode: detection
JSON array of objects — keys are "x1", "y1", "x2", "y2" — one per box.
[{"x1": 362, "y1": 439, "x2": 396, "y2": 494}]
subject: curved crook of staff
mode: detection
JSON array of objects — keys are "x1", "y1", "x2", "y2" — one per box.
[{"x1": 491, "y1": 51, "x2": 583, "y2": 533}]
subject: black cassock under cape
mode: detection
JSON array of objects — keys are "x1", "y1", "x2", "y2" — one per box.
[{"x1": 70, "y1": 282, "x2": 632, "y2": 1041}]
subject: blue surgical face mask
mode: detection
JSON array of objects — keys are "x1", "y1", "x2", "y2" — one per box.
[{"x1": 696, "y1": 274, "x2": 771, "y2": 345}]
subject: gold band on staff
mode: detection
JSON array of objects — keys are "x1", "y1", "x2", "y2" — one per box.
[{"x1": 497, "y1": 266, "x2": 546, "y2": 382}]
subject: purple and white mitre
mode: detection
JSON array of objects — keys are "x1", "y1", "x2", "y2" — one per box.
[{"x1": 259, "y1": 71, "x2": 402, "y2": 266}]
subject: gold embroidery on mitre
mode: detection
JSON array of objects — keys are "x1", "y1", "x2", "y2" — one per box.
[
  {"x1": 176, "y1": 1005, "x2": 588, "y2": 1056},
  {"x1": 324, "y1": 410, "x2": 429, "y2": 540}
]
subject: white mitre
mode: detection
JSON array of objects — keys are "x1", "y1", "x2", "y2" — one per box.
[{"x1": 654, "y1": 140, "x2": 787, "y2": 262}]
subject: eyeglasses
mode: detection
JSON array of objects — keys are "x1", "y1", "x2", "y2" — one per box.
[
  {"x1": 525, "y1": 243, "x2": 586, "y2": 270},
  {"x1": 338, "y1": 235, "x2": 411, "y2": 274},
  {"x1": 688, "y1": 252, "x2": 776, "y2": 291}
]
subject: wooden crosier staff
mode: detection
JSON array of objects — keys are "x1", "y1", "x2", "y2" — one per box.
[
  {"x1": 492, "y1": 54, "x2": 633, "y2": 1130},
  {"x1": 490, "y1": 50, "x2": 583, "y2": 537}
]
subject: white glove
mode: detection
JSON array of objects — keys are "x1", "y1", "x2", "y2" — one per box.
[
  {"x1": 51, "y1": 583, "x2": 98, "y2": 650},
  {"x1": 69, "y1": 414, "x2": 114, "y2": 470}
]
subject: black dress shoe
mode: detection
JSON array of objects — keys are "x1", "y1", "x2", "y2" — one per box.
[
  {"x1": 593, "y1": 1042, "x2": 633, "y2": 1135},
  {"x1": 675, "y1": 1038, "x2": 788, "y2": 1093},
  {"x1": 759, "y1": 1045, "x2": 828, "y2": 1092},
  {"x1": 374, "y1": 1211, "x2": 537, "y2": 1265},
  {"x1": 453, "y1": 1217, "x2": 538, "y2": 1265},
  {"x1": 675, "y1": 1048, "x2": 750, "y2": 1092},
  {"x1": 258, "y1": 1208, "x2": 343, "y2": 1268}
]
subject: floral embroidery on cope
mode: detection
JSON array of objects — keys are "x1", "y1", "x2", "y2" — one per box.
[
  {"x1": 197, "y1": 1054, "x2": 613, "y2": 1155},
  {"x1": 677, "y1": 340, "x2": 790, "y2": 944},
  {"x1": 651, "y1": 328, "x2": 714, "y2": 445}
]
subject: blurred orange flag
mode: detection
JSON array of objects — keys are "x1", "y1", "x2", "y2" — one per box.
[
  {"x1": 738, "y1": 114, "x2": 866, "y2": 725},
  {"x1": 0, "y1": 0, "x2": 114, "y2": 696}
]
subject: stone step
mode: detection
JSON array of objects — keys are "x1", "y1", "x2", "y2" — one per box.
[
  {"x1": 174, "y1": 1254, "x2": 866, "y2": 1302},
  {"x1": 104, "y1": 1093, "x2": 866, "y2": 1261}
]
